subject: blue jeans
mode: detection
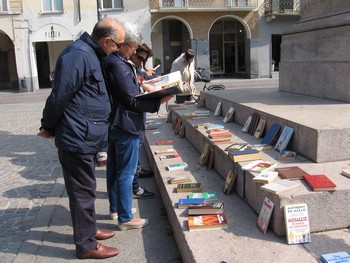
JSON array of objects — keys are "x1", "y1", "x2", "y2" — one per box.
[{"x1": 107, "y1": 127, "x2": 139, "y2": 223}]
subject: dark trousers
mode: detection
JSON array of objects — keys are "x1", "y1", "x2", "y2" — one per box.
[{"x1": 58, "y1": 149, "x2": 97, "y2": 255}]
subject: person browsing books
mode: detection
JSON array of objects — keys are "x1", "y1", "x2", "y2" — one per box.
[
  {"x1": 104, "y1": 22, "x2": 173, "y2": 230},
  {"x1": 37, "y1": 18, "x2": 125, "y2": 260}
]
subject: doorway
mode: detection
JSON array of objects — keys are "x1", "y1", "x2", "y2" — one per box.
[{"x1": 35, "y1": 42, "x2": 51, "y2": 88}]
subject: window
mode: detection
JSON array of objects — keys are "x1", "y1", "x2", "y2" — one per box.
[
  {"x1": 102, "y1": 0, "x2": 123, "y2": 9},
  {"x1": 42, "y1": 0, "x2": 63, "y2": 12},
  {"x1": 0, "y1": 0, "x2": 9, "y2": 12}
]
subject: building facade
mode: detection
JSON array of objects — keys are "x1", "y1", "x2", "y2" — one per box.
[{"x1": 0, "y1": 0, "x2": 299, "y2": 92}]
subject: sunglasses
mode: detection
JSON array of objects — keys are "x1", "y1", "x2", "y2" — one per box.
[
  {"x1": 109, "y1": 37, "x2": 123, "y2": 49},
  {"x1": 136, "y1": 54, "x2": 147, "y2": 63}
]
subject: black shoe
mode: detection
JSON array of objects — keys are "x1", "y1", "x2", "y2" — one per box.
[
  {"x1": 138, "y1": 169, "x2": 154, "y2": 178},
  {"x1": 133, "y1": 187, "x2": 155, "y2": 199}
]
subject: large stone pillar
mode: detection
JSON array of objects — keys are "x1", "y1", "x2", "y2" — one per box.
[{"x1": 279, "y1": 1, "x2": 350, "y2": 103}]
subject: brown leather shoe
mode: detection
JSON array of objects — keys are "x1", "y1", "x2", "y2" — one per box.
[
  {"x1": 77, "y1": 242, "x2": 119, "y2": 259},
  {"x1": 95, "y1": 229, "x2": 115, "y2": 240}
]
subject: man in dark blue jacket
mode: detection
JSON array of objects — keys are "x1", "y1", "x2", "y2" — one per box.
[{"x1": 38, "y1": 18, "x2": 125, "y2": 260}]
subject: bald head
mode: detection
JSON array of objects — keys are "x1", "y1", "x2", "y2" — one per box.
[{"x1": 91, "y1": 18, "x2": 124, "y2": 42}]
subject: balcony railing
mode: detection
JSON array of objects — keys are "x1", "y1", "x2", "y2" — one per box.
[
  {"x1": 264, "y1": 0, "x2": 300, "y2": 15},
  {"x1": 150, "y1": 0, "x2": 258, "y2": 11}
]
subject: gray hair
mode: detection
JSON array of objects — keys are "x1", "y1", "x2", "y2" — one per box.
[{"x1": 123, "y1": 22, "x2": 144, "y2": 45}]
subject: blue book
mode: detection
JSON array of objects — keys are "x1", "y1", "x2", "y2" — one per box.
[
  {"x1": 321, "y1": 251, "x2": 350, "y2": 263},
  {"x1": 151, "y1": 64, "x2": 162, "y2": 78},
  {"x1": 261, "y1": 123, "x2": 281, "y2": 145},
  {"x1": 177, "y1": 198, "x2": 205, "y2": 208},
  {"x1": 274, "y1": 126, "x2": 294, "y2": 153}
]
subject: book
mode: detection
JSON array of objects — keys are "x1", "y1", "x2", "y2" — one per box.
[
  {"x1": 188, "y1": 202, "x2": 224, "y2": 215},
  {"x1": 321, "y1": 252, "x2": 350, "y2": 263},
  {"x1": 210, "y1": 138, "x2": 234, "y2": 144},
  {"x1": 145, "y1": 122, "x2": 162, "y2": 130},
  {"x1": 248, "y1": 113, "x2": 260, "y2": 135},
  {"x1": 154, "y1": 148, "x2": 176, "y2": 155},
  {"x1": 224, "y1": 142, "x2": 248, "y2": 151},
  {"x1": 213, "y1": 102, "x2": 222, "y2": 117},
  {"x1": 136, "y1": 71, "x2": 183, "y2": 99},
  {"x1": 188, "y1": 191, "x2": 218, "y2": 202},
  {"x1": 173, "y1": 118, "x2": 182, "y2": 135},
  {"x1": 252, "y1": 171, "x2": 279, "y2": 184},
  {"x1": 242, "y1": 116, "x2": 252, "y2": 133},
  {"x1": 261, "y1": 123, "x2": 281, "y2": 145},
  {"x1": 274, "y1": 126, "x2": 294, "y2": 152},
  {"x1": 208, "y1": 131, "x2": 232, "y2": 139},
  {"x1": 205, "y1": 124, "x2": 225, "y2": 130},
  {"x1": 241, "y1": 160, "x2": 277, "y2": 173},
  {"x1": 256, "y1": 197, "x2": 274, "y2": 234},
  {"x1": 151, "y1": 64, "x2": 162, "y2": 78},
  {"x1": 198, "y1": 142, "x2": 211, "y2": 166},
  {"x1": 178, "y1": 198, "x2": 205, "y2": 208},
  {"x1": 156, "y1": 139, "x2": 175, "y2": 145},
  {"x1": 222, "y1": 170, "x2": 237, "y2": 195},
  {"x1": 341, "y1": 168, "x2": 350, "y2": 178},
  {"x1": 246, "y1": 143, "x2": 272, "y2": 151},
  {"x1": 166, "y1": 162, "x2": 188, "y2": 171},
  {"x1": 277, "y1": 150, "x2": 297, "y2": 161},
  {"x1": 223, "y1": 106, "x2": 235, "y2": 123},
  {"x1": 176, "y1": 182, "x2": 202, "y2": 193},
  {"x1": 261, "y1": 179, "x2": 301, "y2": 194},
  {"x1": 254, "y1": 119, "x2": 266, "y2": 138},
  {"x1": 275, "y1": 166, "x2": 309, "y2": 180},
  {"x1": 303, "y1": 174, "x2": 337, "y2": 192},
  {"x1": 284, "y1": 203, "x2": 311, "y2": 244},
  {"x1": 207, "y1": 147, "x2": 215, "y2": 170},
  {"x1": 188, "y1": 213, "x2": 228, "y2": 231},
  {"x1": 228, "y1": 149, "x2": 262, "y2": 163},
  {"x1": 167, "y1": 176, "x2": 192, "y2": 184},
  {"x1": 159, "y1": 153, "x2": 180, "y2": 160},
  {"x1": 206, "y1": 128, "x2": 228, "y2": 134},
  {"x1": 194, "y1": 122, "x2": 213, "y2": 129}
]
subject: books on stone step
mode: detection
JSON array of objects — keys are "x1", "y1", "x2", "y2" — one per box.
[
  {"x1": 188, "y1": 191, "x2": 218, "y2": 202},
  {"x1": 159, "y1": 153, "x2": 181, "y2": 160},
  {"x1": 256, "y1": 196, "x2": 274, "y2": 234},
  {"x1": 213, "y1": 102, "x2": 222, "y2": 117},
  {"x1": 156, "y1": 139, "x2": 175, "y2": 145},
  {"x1": 210, "y1": 138, "x2": 234, "y2": 144},
  {"x1": 228, "y1": 149, "x2": 262, "y2": 163},
  {"x1": 275, "y1": 166, "x2": 309, "y2": 180},
  {"x1": 303, "y1": 174, "x2": 337, "y2": 192},
  {"x1": 206, "y1": 128, "x2": 228, "y2": 134},
  {"x1": 187, "y1": 202, "x2": 224, "y2": 215},
  {"x1": 222, "y1": 170, "x2": 237, "y2": 195},
  {"x1": 254, "y1": 119, "x2": 266, "y2": 139},
  {"x1": 274, "y1": 125, "x2": 294, "y2": 153},
  {"x1": 341, "y1": 168, "x2": 350, "y2": 178},
  {"x1": 178, "y1": 198, "x2": 205, "y2": 208},
  {"x1": 261, "y1": 123, "x2": 281, "y2": 145},
  {"x1": 224, "y1": 142, "x2": 248, "y2": 152},
  {"x1": 223, "y1": 106, "x2": 235, "y2": 123},
  {"x1": 284, "y1": 203, "x2": 311, "y2": 245},
  {"x1": 205, "y1": 124, "x2": 225, "y2": 131},
  {"x1": 166, "y1": 162, "x2": 188, "y2": 171},
  {"x1": 145, "y1": 122, "x2": 162, "y2": 130},
  {"x1": 167, "y1": 176, "x2": 192, "y2": 184},
  {"x1": 198, "y1": 142, "x2": 211, "y2": 166},
  {"x1": 261, "y1": 179, "x2": 301, "y2": 194},
  {"x1": 321, "y1": 251, "x2": 350, "y2": 263},
  {"x1": 248, "y1": 113, "x2": 260, "y2": 135},
  {"x1": 246, "y1": 143, "x2": 272, "y2": 151},
  {"x1": 208, "y1": 131, "x2": 233, "y2": 139},
  {"x1": 277, "y1": 150, "x2": 297, "y2": 161},
  {"x1": 188, "y1": 213, "x2": 228, "y2": 231},
  {"x1": 194, "y1": 122, "x2": 213, "y2": 129},
  {"x1": 241, "y1": 160, "x2": 277, "y2": 173},
  {"x1": 176, "y1": 182, "x2": 202, "y2": 193},
  {"x1": 252, "y1": 171, "x2": 279, "y2": 184},
  {"x1": 154, "y1": 148, "x2": 176, "y2": 155},
  {"x1": 241, "y1": 116, "x2": 252, "y2": 133}
]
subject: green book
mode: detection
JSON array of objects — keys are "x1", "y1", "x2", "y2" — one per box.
[
  {"x1": 188, "y1": 191, "x2": 218, "y2": 201},
  {"x1": 176, "y1": 183, "x2": 202, "y2": 193}
]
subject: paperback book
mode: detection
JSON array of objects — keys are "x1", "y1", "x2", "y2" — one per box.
[
  {"x1": 156, "y1": 139, "x2": 175, "y2": 145},
  {"x1": 188, "y1": 191, "x2": 218, "y2": 202},
  {"x1": 274, "y1": 126, "x2": 294, "y2": 152},
  {"x1": 166, "y1": 162, "x2": 188, "y2": 171},
  {"x1": 246, "y1": 143, "x2": 272, "y2": 151},
  {"x1": 321, "y1": 251, "x2": 350, "y2": 263},
  {"x1": 213, "y1": 102, "x2": 222, "y2": 117},
  {"x1": 261, "y1": 179, "x2": 301, "y2": 194},
  {"x1": 241, "y1": 160, "x2": 277, "y2": 173},
  {"x1": 241, "y1": 116, "x2": 252, "y2": 133},
  {"x1": 222, "y1": 170, "x2": 237, "y2": 195},
  {"x1": 176, "y1": 182, "x2": 202, "y2": 193},
  {"x1": 178, "y1": 198, "x2": 205, "y2": 208},
  {"x1": 252, "y1": 171, "x2": 279, "y2": 184},
  {"x1": 208, "y1": 131, "x2": 232, "y2": 139},
  {"x1": 228, "y1": 149, "x2": 262, "y2": 163},
  {"x1": 167, "y1": 176, "x2": 192, "y2": 184},
  {"x1": 254, "y1": 119, "x2": 266, "y2": 138},
  {"x1": 188, "y1": 202, "x2": 224, "y2": 215},
  {"x1": 248, "y1": 113, "x2": 260, "y2": 135},
  {"x1": 198, "y1": 142, "x2": 211, "y2": 166},
  {"x1": 223, "y1": 106, "x2": 235, "y2": 123},
  {"x1": 159, "y1": 153, "x2": 180, "y2": 160},
  {"x1": 284, "y1": 203, "x2": 311, "y2": 244},
  {"x1": 261, "y1": 123, "x2": 281, "y2": 145},
  {"x1": 256, "y1": 196, "x2": 274, "y2": 234},
  {"x1": 154, "y1": 148, "x2": 176, "y2": 155},
  {"x1": 277, "y1": 150, "x2": 297, "y2": 161},
  {"x1": 224, "y1": 142, "x2": 248, "y2": 152},
  {"x1": 188, "y1": 213, "x2": 228, "y2": 231}
]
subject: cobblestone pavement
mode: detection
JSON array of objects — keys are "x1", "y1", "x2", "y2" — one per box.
[{"x1": 0, "y1": 89, "x2": 61, "y2": 262}]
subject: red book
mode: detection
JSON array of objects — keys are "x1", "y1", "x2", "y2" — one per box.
[
  {"x1": 303, "y1": 174, "x2": 337, "y2": 192},
  {"x1": 208, "y1": 131, "x2": 232, "y2": 139},
  {"x1": 188, "y1": 213, "x2": 228, "y2": 231},
  {"x1": 156, "y1": 139, "x2": 175, "y2": 145}
]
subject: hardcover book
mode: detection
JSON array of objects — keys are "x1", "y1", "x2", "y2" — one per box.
[
  {"x1": 188, "y1": 213, "x2": 228, "y2": 231},
  {"x1": 223, "y1": 106, "x2": 235, "y2": 123},
  {"x1": 275, "y1": 166, "x2": 309, "y2": 180},
  {"x1": 136, "y1": 71, "x2": 183, "y2": 100},
  {"x1": 284, "y1": 203, "x2": 311, "y2": 244},
  {"x1": 254, "y1": 119, "x2": 266, "y2": 138},
  {"x1": 277, "y1": 150, "x2": 297, "y2": 161},
  {"x1": 241, "y1": 160, "x2": 277, "y2": 173},
  {"x1": 303, "y1": 174, "x2": 336, "y2": 192},
  {"x1": 228, "y1": 149, "x2": 262, "y2": 163},
  {"x1": 156, "y1": 139, "x2": 175, "y2": 145},
  {"x1": 241, "y1": 116, "x2": 252, "y2": 133},
  {"x1": 176, "y1": 182, "x2": 202, "y2": 193},
  {"x1": 188, "y1": 202, "x2": 224, "y2": 215},
  {"x1": 252, "y1": 171, "x2": 279, "y2": 184},
  {"x1": 256, "y1": 196, "x2": 274, "y2": 234},
  {"x1": 224, "y1": 142, "x2": 248, "y2": 152},
  {"x1": 261, "y1": 179, "x2": 301, "y2": 194},
  {"x1": 166, "y1": 162, "x2": 188, "y2": 171},
  {"x1": 274, "y1": 126, "x2": 294, "y2": 152},
  {"x1": 222, "y1": 170, "x2": 237, "y2": 195},
  {"x1": 321, "y1": 251, "x2": 350, "y2": 263},
  {"x1": 178, "y1": 198, "x2": 205, "y2": 208},
  {"x1": 261, "y1": 123, "x2": 281, "y2": 145},
  {"x1": 214, "y1": 102, "x2": 222, "y2": 117},
  {"x1": 188, "y1": 191, "x2": 218, "y2": 201},
  {"x1": 248, "y1": 113, "x2": 260, "y2": 135},
  {"x1": 167, "y1": 176, "x2": 192, "y2": 184}
]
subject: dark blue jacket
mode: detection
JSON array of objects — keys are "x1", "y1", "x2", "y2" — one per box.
[
  {"x1": 41, "y1": 32, "x2": 111, "y2": 154},
  {"x1": 105, "y1": 52, "x2": 160, "y2": 136}
]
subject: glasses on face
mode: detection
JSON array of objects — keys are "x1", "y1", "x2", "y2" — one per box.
[
  {"x1": 136, "y1": 54, "x2": 146, "y2": 64},
  {"x1": 125, "y1": 43, "x2": 138, "y2": 51},
  {"x1": 109, "y1": 37, "x2": 123, "y2": 49}
]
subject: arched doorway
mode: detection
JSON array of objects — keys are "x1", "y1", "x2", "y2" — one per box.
[
  {"x1": 0, "y1": 31, "x2": 18, "y2": 90},
  {"x1": 209, "y1": 17, "x2": 247, "y2": 77}
]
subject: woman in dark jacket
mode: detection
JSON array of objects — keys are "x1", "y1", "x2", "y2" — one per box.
[{"x1": 105, "y1": 22, "x2": 172, "y2": 230}]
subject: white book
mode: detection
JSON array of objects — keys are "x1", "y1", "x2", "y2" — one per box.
[
  {"x1": 154, "y1": 148, "x2": 176, "y2": 155},
  {"x1": 253, "y1": 171, "x2": 279, "y2": 184},
  {"x1": 241, "y1": 160, "x2": 277, "y2": 173},
  {"x1": 256, "y1": 196, "x2": 274, "y2": 234},
  {"x1": 214, "y1": 102, "x2": 222, "y2": 117},
  {"x1": 261, "y1": 179, "x2": 300, "y2": 194},
  {"x1": 284, "y1": 203, "x2": 311, "y2": 245},
  {"x1": 166, "y1": 162, "x2": 188, "y2": 171}
]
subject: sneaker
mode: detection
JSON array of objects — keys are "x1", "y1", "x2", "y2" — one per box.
[
  {"x1": 133, "y1": 187, "x2": 155, "y2": 199},
  {"x1": 110, "y1": 207, "x2": 137, "y2": 220},
  {"x1": 118, "y1": 217, "x2": 149, "y2": 231},
  {"x1": 137, "y1": 168, "x2": 154, "y2": 178}
]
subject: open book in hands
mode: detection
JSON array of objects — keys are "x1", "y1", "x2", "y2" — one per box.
[{"x1": 136, "y1": 71, "x2": 183, "y2": 100}]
